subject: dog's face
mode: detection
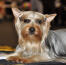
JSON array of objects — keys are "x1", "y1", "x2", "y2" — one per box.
[{"x1": 12, "y1": 8, "x2": 56, "y2": 44}]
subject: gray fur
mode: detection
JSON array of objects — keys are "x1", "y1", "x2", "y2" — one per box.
[{"x1": 46, "y1": 29, "x2": 66, "y2": 58}]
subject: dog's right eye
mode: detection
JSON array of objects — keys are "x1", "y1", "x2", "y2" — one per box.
[{"x1": 24, "y1": 19, "x2": 30, "y2": 23}]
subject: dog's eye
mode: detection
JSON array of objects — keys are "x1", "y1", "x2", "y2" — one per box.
[
  {"x1": 24, "y1": 19, "x2": 30, "y2": 23},
  {"x1": 36, "y1": 19, "x2": 42, "y2": 24}
]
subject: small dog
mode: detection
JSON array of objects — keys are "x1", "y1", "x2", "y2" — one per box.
[{"x1": 6, "y1": 8, "x2": 66, "y2": 63}]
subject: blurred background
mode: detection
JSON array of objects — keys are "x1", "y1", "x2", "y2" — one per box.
[{"x1": 0, "y1": 0, "x2": 66, "y2": 51}]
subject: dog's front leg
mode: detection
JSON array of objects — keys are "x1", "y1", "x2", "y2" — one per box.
[
  {"x1": 6, "y1": 54, "x2": 37, "y2": 63},
  {"x1": 21, "y1": 55, "x2": 51, "y2": 63},
  {"x1": 7, "y1": 55, "x2": 50, "y2": 63},
  {"x1": 7, "y1": 55, "x2": 23, "y2": 63},
  {"x1": 6, "y1": 52, "x2": 29, "y2": 63}
]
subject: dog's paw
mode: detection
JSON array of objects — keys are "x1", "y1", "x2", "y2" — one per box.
[
  {"x1": 6, "y1": 56, "x2": 24, "y2": 63},
  {"x1": 6, "y1": 56, "x2": 32, "y2": 63}
]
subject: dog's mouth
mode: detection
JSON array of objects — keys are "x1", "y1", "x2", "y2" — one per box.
[
  {"x1": 22, "y1": 30, "x2": 42, "y2": 42},
  {"x1": 21, "y1": 26, "x2": 42, "y2": 42}
]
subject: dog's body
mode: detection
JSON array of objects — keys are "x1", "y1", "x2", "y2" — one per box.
[
  {"x1": 45, "y1": 29, "x2": 66, "y2": 58},
  {"x1": 5, "y1": 8, "x2": 66, "y2": 63}
]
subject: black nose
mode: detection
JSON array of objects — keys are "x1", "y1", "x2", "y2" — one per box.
[{"x1": 29, "y1": 27, "x2": 35, "y2": 34}]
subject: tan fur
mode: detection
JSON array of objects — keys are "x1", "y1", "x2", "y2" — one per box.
[{"x1": 21, "y1": 24, "x2": 42, "y2": 43}]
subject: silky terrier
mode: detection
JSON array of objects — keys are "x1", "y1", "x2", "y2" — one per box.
[{"x1": 5, "y1": 8, "x2": 66, "y2": 63}]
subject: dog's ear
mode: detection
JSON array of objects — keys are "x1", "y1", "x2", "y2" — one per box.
[
  {"x1": 44, "y1": 14, "x2": 57, "y2": 22},
  {"x1": 12, "y1": 8, "x2": 22, "y2": 17}
]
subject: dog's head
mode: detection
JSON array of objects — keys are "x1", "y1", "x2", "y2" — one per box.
[{"x1": 12, "y1": 8, "x2": 56, "y2": 44}]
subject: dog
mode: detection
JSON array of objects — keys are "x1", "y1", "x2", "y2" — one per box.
[{"x1": 4, "y1": 8, "x2": 66, "y2": 63}]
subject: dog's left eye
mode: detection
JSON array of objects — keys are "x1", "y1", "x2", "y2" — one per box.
[
  {"x1": 24, "y1": 19, "x2": 30, "y2": 23},
  {"x1": 36, "y1": 19, "x2": 42, "y2": 24}
]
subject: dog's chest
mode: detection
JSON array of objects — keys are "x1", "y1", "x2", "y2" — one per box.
[
  {"x1": 16, "y1": 43, "x2": 41, "y2": 58},
  {"x1": 23, "y1": 43, "x2": 41, "y2": 58}
]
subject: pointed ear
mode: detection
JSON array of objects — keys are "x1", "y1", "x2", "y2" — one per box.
[
  {"x1": 12, "y1": 8, "x2": 22, "y2": 17},
  {"x1": 44, "y1": 14, "x2": 57, "y2": 22}
]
